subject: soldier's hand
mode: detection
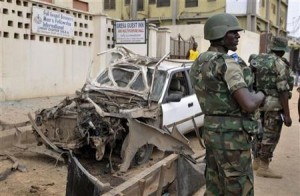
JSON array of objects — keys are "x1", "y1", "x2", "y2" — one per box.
[{"x1": 284, "y1": 116, "x2": 292, "y2": 127}]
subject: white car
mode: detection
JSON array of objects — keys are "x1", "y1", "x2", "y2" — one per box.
[{"x1": 31, "y1": 46, "x2": 204, "y2": 171}]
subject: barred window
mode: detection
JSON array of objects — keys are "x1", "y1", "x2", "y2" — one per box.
[
  {"x1": 137, "y1": 0, "x2": 144, "y2": 11},
  {"x1": 104, "y1": 0, "x2": 116, "y2": 10},
  {"x1": 149, "y1": 0, "x2": 156, "y2": 4},
  {"x1": 185, "y1": 0, "x2": 198, "y2": 7}
]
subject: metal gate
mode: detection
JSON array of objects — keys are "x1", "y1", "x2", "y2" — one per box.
[{"x1": 170, "y1": 34, "x2": 195, "y2": 59}]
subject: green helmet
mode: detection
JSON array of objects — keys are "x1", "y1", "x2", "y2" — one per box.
[
  {"x1": 269, "y1": 36, "x2": 289, "y2": 52},
  {"x1": 204, "y1": 13, "x2": 243, "y2": 40},
  {"x1": 248, "y1": 54, "x2": 257, "y2": 63}
]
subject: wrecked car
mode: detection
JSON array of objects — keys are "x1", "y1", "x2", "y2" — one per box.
[{"x1": 29, "y1": 46, "x2": 204, "y2": 172}]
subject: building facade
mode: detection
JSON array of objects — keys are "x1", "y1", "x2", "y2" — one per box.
[
  {"x1": 100, "y1": 0, "x2": 288, "y2": 37},
  {"x1": 1, "y1": 0, "x2": 293, "y2": 101},
  {"x1": 34, "y1": 0, "x2": 289, "y2": 36}
]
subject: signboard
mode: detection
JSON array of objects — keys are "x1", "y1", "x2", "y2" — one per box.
[
  {"x1": 225, "y1": 0, "x2": 259, "y2": 15},
  {"x1": 115, "y1": 20, "x2": 146, "y2": 44},
  {"x1": 31, "y1": 6, "x2": 74, "y2": 38},
  {"x1": 225, "y1": 0, "x2": 247, "y2": 14}
]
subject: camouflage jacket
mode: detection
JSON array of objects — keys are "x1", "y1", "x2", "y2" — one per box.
[
  {"x1": 252, "y1": 52, "x2": 293, "y2": 111},
  {"x1": 190, "y1": 50, "x2": 257, "y2": 150}
]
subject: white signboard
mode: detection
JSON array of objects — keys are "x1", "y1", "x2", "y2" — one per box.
[
  {"x1": 115, "y1": 20, "x2": 146, "y2": 44},
  {"x1": 32, "y1": 7, "x2": 74, "y2": 38},
  {"x1": 226, "y1": 0, "x2": 247, "y2": 14}
]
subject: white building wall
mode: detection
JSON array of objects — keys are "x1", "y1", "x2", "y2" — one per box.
[
  {"x1": 0, "y1": 0, "x2": 95, "y2": 101},
  {"x1": 165, "y1": 24, "x2": 260, "y2": 62},
  {"x1": 0, "y1": 0, "x2": 167, "y2": 101},
  {"x1": 165, "y1": 24, "x2": 210, "y2": 55},
  {"x1": 148, "y1": 24, "x2": 157, "y2": 58},
  {"x1": 157, "y1": 27, "x2": 171, "y2": 58}
]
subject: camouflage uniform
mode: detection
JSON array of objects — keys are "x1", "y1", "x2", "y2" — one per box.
[
  {"x1": 252, "y1": 37, "x2": 293, "y2": 171},
  {"x1": 190, "y1": 50, "x2": 257, "y2": 195}
]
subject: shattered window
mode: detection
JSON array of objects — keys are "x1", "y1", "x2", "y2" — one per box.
[
  {"x1": 149, "y1": 69, "x2": 167, "y2": 101},
  {"x1": 97, "y1": 70, "x2": 112, "y2": 85},
  {"x1": 147, "y1": 70, "x2": 153, "y2": 87},
  {"x1": 131, "y1": 73, "x2": 145, "y2": 91},
  {"x1": 112, "y1": 68, "x2": 134, "y2": 87}
]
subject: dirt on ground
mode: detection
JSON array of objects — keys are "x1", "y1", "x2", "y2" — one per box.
[
  {"x1": 0, "y1": 95, "x2": 205, "y2": 196},
  {"x1": 0, "y1": 87, "x2": 299, "y2": 196}
]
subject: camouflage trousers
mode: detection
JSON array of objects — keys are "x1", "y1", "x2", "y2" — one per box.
[
  {"x1": 252, "y1": 111, "x2": 283, "y2": 161},
  {"x1": 205, "y1": 146, "x2": 253, "y2": 196}
]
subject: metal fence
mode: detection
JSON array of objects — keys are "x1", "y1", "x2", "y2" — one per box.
[{"x1": 170, "y1": 34, "x2": 194, "y2": 59}]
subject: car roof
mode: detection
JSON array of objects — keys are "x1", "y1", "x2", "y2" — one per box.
[{"x1": 156, "y1": 59, "x2": 194, "y2": 71}]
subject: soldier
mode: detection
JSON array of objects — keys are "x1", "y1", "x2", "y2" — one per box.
[
  {"x1": 251, "y1": 36, "x2": 293, "y2": 178},
  {"x1": 293, "y1": 58, "x2": 300, "y2": 86},
  {"x1": 189, "y1": 13, "x2": 265, "y2": 195}
]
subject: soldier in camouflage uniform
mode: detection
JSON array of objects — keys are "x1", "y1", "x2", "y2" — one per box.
[
  {"x1": 189, "y1": 13, "x2": 265, "y2": 195},
  {"x1": 251, "y1": 36, "x2": 293, "y2": 179}
]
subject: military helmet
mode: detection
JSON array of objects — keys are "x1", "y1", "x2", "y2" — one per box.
[
  {"x1": 204, "y1": 13, "x2": 243, "y2": 40},
  {"x1": 248, "y1": 54, "x2": 257, "y2": 63},
  {"x1": 269, "y1": 36, "x2": 289, "y2": 52}
]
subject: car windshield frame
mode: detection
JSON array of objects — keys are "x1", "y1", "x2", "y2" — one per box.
[{"x1": 87, "y1": 47, "x2": 167, "y2": 102}]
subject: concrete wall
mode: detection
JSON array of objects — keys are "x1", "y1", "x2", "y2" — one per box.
[
  {"x1": 0, "y1": 0, "x2": 95, "y2": 101},
  {"x1": 157, "y1": 27, "x2": 171, "y2": 58},
  {"x1": 165, "y1": 24, "x2": 260, "y2": 62},
  {"x1": 0, "y1": 1, "x2": 171, "y2": 101}
]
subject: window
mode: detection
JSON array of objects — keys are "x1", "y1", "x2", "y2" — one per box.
[
  {"x1": 271, "y1": 3, "x2": 276, "y2": 14},
  {"x1": 73, "y1": 0, "x2": 89, "y2": 12},
  {"x1": 137, "y1": 0, "x2": 144, "y2": 11},
  {"x1": 157, "y1": 0, "x2": 170, "y2": 7},
  {"x1": 167, "y1": 72, "x2": 189, "y2": 97},
  {"x1": 261, "y1": 0, "x2": 265, "y2": 7},
  {"x1": 185, "y1": 0, "x2": 198, "y2": 7},
  {"x1": 131, "y1": 73, "x2": 145, "y2": 91},
  {"x1": 104, "y1": 0, "x2": 115, "y2": 10},
  {"x1": 125, "y1": 0, "x2": 130, "y2": 5},
  {"x1": 40, "y1": 0, "x2": 52, "y2": 3},
  {"x1": 149, "y1": 0, "x2": 155, "y2": 4}
]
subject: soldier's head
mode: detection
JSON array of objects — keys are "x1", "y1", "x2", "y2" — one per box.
[
  {"x1": 269, "y1": 36, "x2": 289, "y2": 57},
  {"x1": 248, "y1": 54, "x2": 257, "y2": 63},
  {"x1": 204, "y1": 13, "x2": 243, "y2": 52}
]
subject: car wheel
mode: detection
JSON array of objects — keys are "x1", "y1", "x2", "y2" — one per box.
[{"x1": 121, "y1": 135, "x2": 154, "y2": 166}]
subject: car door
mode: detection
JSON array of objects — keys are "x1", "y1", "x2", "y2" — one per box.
[{"x1": 161, "y1": 69, "x2": 203, "y2": 135}]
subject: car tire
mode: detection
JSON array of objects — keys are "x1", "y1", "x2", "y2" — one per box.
[{"x1": 121, "y1": 135, "x2": 154, "y2": 166}]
